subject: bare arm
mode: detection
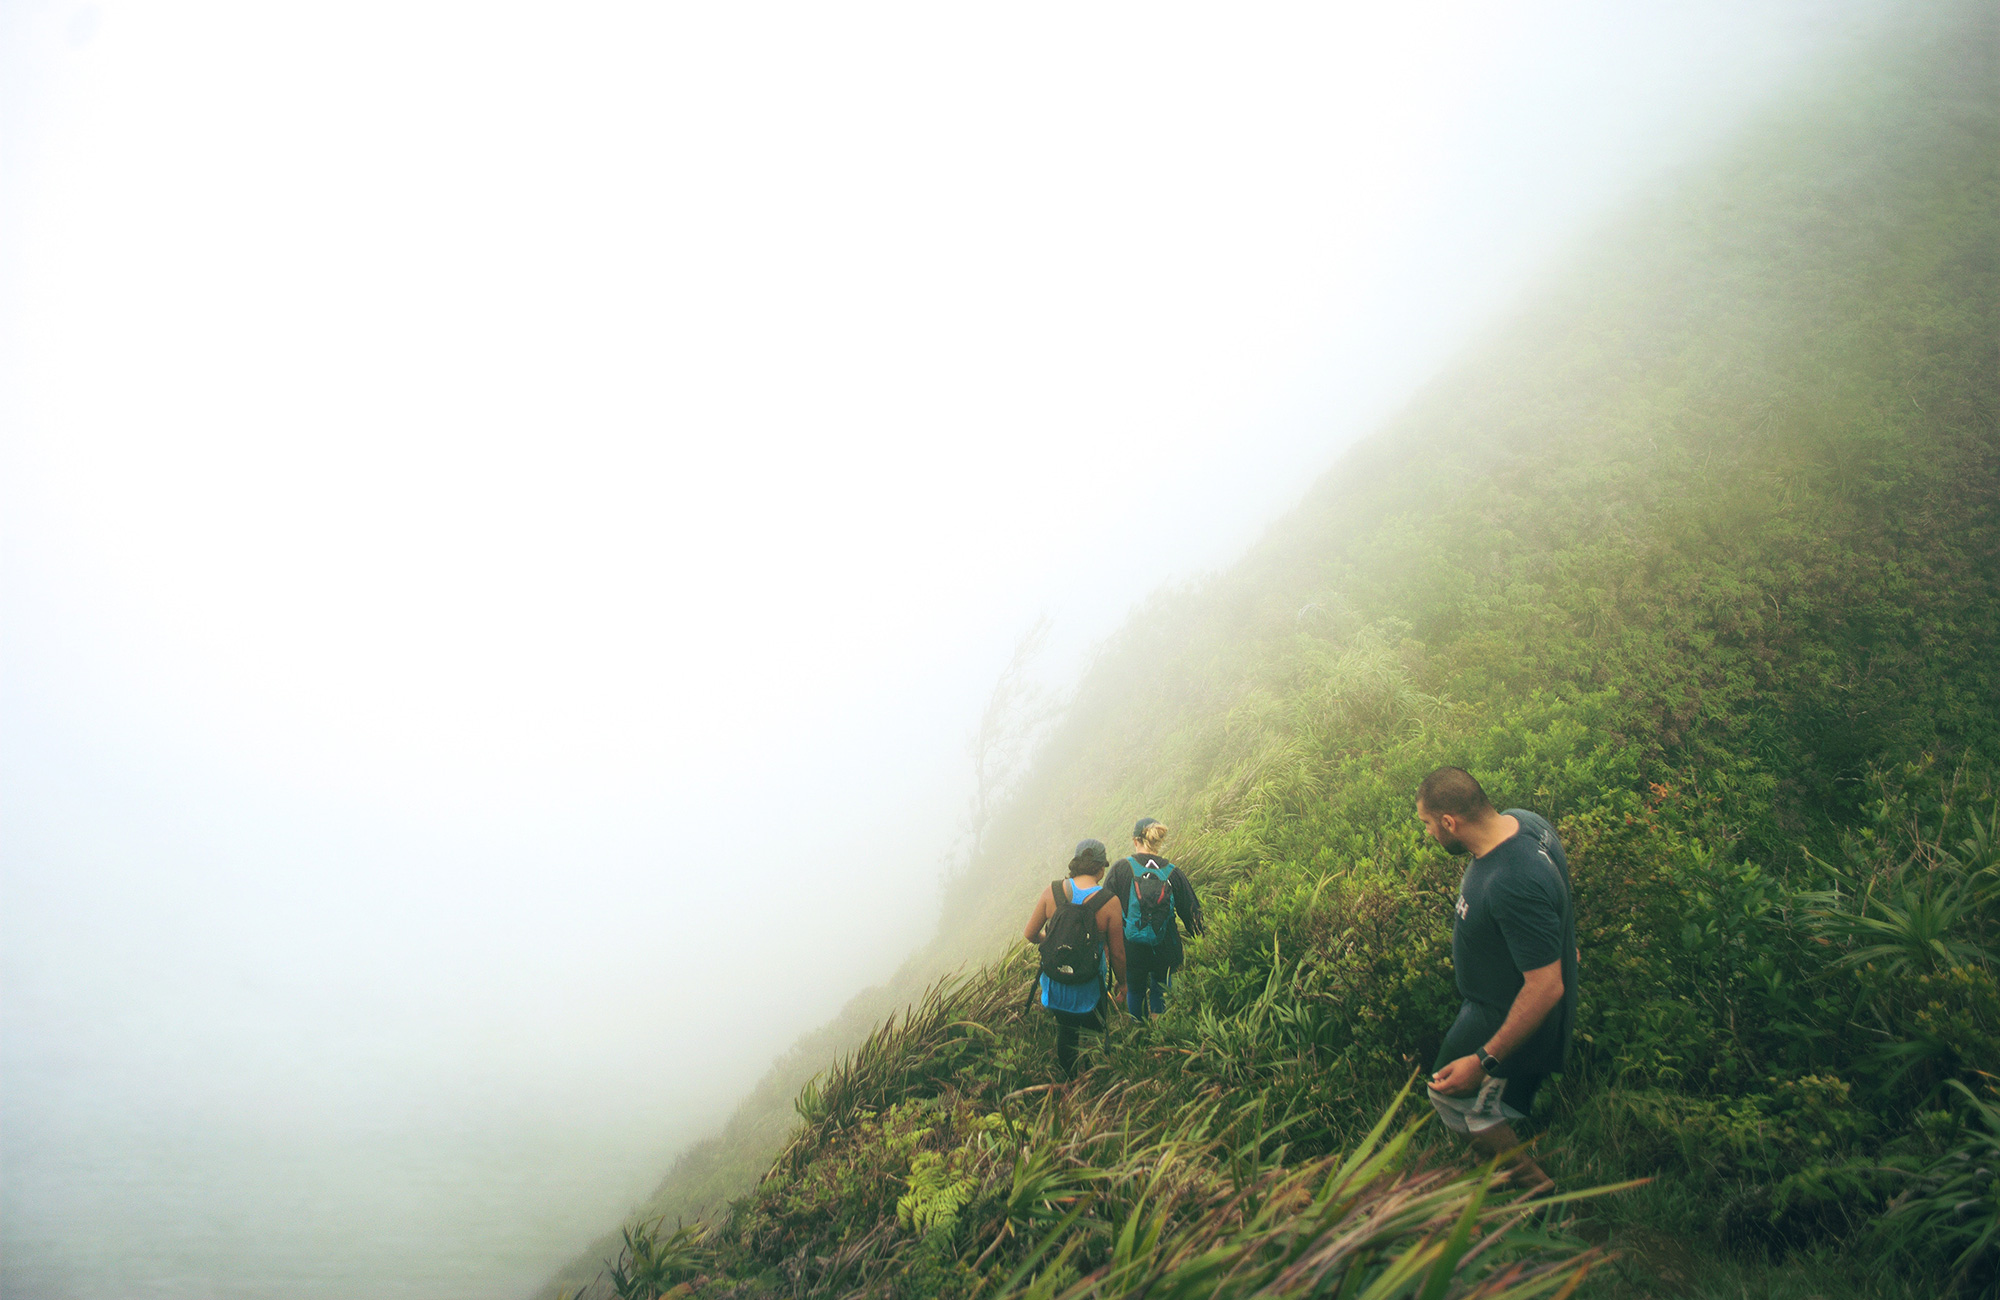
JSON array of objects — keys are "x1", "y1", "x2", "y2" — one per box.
[
  {"x1": 1485, "y1": 961, "x2": 1564, "y2": 1060},
  {"x1": 1097, "y1": 897, "x2": 1128, "y2": 985},
  {"x1": 1023, "y1": 886, "x2": 1055, "y2": 944},
  {"x1": 1431, "y1": 960, "x2": 1563, "y2": 1095}
]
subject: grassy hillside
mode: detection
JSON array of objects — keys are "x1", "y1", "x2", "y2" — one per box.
[{"x1": 542, "y1": 5, "x2": 1997, "y2": 1297}]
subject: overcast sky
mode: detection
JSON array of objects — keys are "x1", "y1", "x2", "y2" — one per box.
[{"x1": 1, "y1": 2, "x2": 1888, "y2": 1296}]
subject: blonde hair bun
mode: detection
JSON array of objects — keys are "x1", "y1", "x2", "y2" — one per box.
[{"x1": 1134, "y1": 818, "x2": 1169, "y2": 851}]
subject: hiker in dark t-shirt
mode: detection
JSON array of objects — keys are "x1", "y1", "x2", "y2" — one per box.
[{"x1": 1417, "y1": 766, "x2": 1578, "y2": 1195}]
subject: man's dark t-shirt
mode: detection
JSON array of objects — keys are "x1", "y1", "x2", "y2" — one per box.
[{"x1": 1435, "y1": 809, "x2": 1577, "y2": 1079}]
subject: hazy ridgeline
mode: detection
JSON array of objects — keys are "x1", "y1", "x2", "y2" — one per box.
[{"x1": 541, "y1": 7, "x2": 1998, "y2": 1298}]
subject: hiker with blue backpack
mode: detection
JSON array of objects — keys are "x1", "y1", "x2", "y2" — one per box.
[
  {"x1": 1022, "y1": 838, "x2": 1129, "y2": 1078},
  {"x1": 1101, "y1": 818, "x2": 1204, "y2": 1019}
]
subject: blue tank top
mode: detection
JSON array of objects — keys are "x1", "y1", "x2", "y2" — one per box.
[{"x1": 1039, "y1": 881, "x2": 1105, "y2": 1013}]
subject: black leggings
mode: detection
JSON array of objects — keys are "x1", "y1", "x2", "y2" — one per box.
[
  {"x1": 1050, "y1": 1000, "x2": 1108, "y2": 1076},
  {"x1": 1124, "y1": 940, "x2": 1178, "y2": 1018}
]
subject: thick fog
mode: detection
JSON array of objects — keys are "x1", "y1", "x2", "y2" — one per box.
[{"x1": 1, "y1": 2, "x2": 1888, "y2": 1297}]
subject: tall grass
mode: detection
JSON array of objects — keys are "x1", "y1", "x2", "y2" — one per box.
[
  {"x1": 542, "y1": 9, "x2": 1999, "y2": 1296},
  {"x1": 581, "y1": 760, "x2": 1997, "y2": 1299}
]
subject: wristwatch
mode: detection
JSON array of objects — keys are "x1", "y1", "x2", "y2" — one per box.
[{"x1": 1476, "y1": 1047, "x2": 1502, "y2": 1073}]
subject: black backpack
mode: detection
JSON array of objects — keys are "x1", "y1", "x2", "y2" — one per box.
[{"x1": 1039, "y1": 879, "x2": 1113, "y2": 985}]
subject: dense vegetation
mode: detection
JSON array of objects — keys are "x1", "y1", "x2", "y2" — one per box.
[{"x1": 542, "y1": 6, "x2": 1997, "y2": 1297}]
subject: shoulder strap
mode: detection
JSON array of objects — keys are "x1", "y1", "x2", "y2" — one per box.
[{"x1": 1052, "y1": 879, "x2": 1070, "y2": 908}]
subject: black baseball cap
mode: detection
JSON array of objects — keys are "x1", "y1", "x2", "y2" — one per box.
[{"x1": 1133, "y1": 817, "x2": 1160, "y2": 839}]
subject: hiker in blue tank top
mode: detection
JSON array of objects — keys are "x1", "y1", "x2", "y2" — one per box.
[
  {"x1": 1021, "y1": 839, "x2": 1128, "y2": 1078},
  {"x1": 1100, "y1": 818, "x2": 1205, "y2": 1019},
  {"x1": 1417, "y1": 766, "x2": 1578, "y2": 1197}
]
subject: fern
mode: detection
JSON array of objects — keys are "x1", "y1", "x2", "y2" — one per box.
[{"x1": 897, "y1": 1150, "x2": 979, "y2": 1236}]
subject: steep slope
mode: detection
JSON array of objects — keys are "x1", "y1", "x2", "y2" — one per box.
[{"x1": 542, "y1": 5, "x2": 1997, "y2": 1297}]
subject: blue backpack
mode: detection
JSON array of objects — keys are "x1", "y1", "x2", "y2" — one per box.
[{"x1": 1123, "y1": 856, "x2": 1176, "y2": 945}]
